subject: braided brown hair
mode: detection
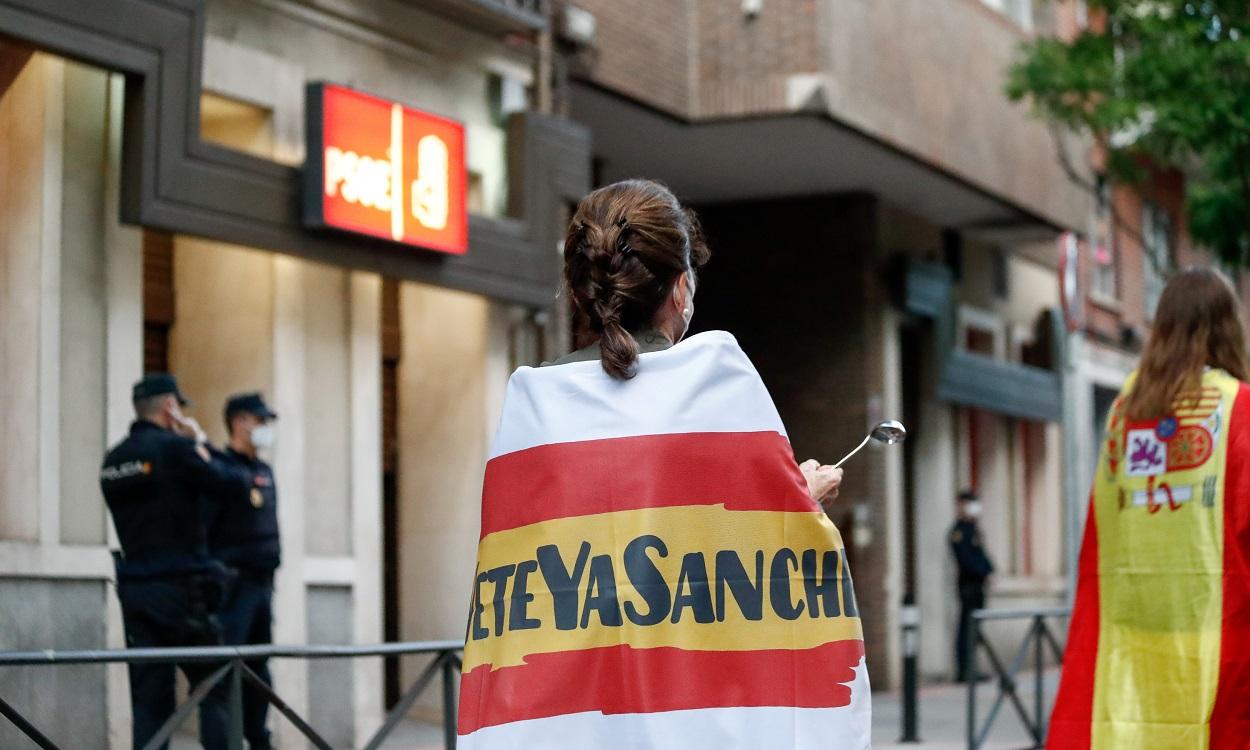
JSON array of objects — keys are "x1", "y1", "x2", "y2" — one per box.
[{"x1": 563, "y1": 180, "x2": 710, "y2": 379}]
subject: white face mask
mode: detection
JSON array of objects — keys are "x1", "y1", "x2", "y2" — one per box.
[
  {"x1": 250, "y1": 424, "x2": 276, "y2": 450},
  {"x1": 965, "y1": 501, "x2": 984, "y2": 518}
]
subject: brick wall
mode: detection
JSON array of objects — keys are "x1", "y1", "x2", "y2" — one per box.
[
  {"x1": 572, "y1": 0, "x2": 1090, "y2": 230},
  {"x1": 691, "y1": 194, "x2": 898, "y2": 687},
  {"x1": 571, "y1": 0, "x2": 694, "y2": 115},
  {"x1": 1080, "y1": 168, "x2": 1198, "y2": 346},
  {"x1": 693, "y1": 0, "x2": 822, "y2": 116}
]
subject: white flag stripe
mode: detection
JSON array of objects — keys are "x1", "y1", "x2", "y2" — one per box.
[
  {"x1": 490, "y1": 331, "x2": 788, "y2": 459},
  {"x1": 458, "y1": 661, "x2": 872, "y2": 750}
]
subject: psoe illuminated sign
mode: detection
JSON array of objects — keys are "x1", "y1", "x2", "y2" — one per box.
[{"x1": 303, "y1": 83, "x2": 468, "y2": 255}]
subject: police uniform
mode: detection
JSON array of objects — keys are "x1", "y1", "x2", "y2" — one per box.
[
  {"x1": 208, "y1": 393, "x2": 281, "y2": 750},
  {"x1": 950, "y1": 517, "x2": 994, "y2": 682},
  {"x1": 100, "y1": 374, "x2": 236, "y2": 750}
]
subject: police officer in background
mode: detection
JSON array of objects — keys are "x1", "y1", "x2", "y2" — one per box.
[
  {"x1": 100, "y1": 374, "x2": 238, "y2": 750},
  {"x1": 950, "y1": 489, "x2": 994, "y2": 683},
  {"x1": 207, "y1": 393, "x2": 281, "y2": 750}
]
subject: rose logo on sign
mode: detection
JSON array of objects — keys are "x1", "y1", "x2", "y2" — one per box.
[{"x1": 304, "y1": 83, "x2": 468, "y2": 255}]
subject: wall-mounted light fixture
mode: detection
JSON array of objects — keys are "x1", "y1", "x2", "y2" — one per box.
[{"x1": 558, "y1": 4, "x2": 598, "y2": 47}]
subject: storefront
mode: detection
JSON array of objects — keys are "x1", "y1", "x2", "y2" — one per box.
[{"x1": 0, "y1": 1, "x2": 588, "y2": 746}]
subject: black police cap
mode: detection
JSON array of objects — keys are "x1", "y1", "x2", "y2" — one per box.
[
  {"x1": 224, "y1": 392, "x2": 278, "y2": 422},
  {"x1": 132, "y1": 373, "x2": 189, "y2": 406}
]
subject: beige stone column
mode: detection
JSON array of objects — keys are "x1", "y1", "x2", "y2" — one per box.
[
  {"x1": 102, "y1": 70, "x2": 144, "y2": 749},
  {"x1": 36, "y1": 55, "x2": 63, "y2": 549},
  {"x1": 0, "y1": 55, "x2": 48, "y2": 542},
  {"x1": 271, "y1": 254, "x2": 310, "y2": 741},
  {"x1": 349, "y1": 271, "x2": 384, "y2": 745}
]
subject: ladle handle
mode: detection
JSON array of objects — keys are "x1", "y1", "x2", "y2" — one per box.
[{"x1": 832, "y1": 434, "x2": 873, "y2": 469}]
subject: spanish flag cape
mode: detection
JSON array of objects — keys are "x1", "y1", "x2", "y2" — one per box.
[
  {"x1": 457, "y1": 331, "x2": 871, "y2": 749},
  {"x1": 1048, "y1": 368, "x2": 1250, "y2": 748}
]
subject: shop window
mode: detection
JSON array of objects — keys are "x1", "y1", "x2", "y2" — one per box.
[
  {"x1": 488, "y1": 73, "x2": 529, "y2": 127},
  {"x1": 960, "y1": 409, "x2": 1059, "y2": 580},
  {"x1": 958, "y1": 306, "x2": 1005, "y2": 359},
  {"x1": 199, "y1": 92, "x2": 274, "y2": 160},
  {"x1": 1090, "y1": 175, "x2": 1117, "y2": 301},
  {"x1": 1142, "y1": 202, "x2": 1172, "y2": 318}
]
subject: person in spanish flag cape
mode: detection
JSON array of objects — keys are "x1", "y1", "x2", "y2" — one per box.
[
  {"x1": 457, "y1": 180, "x2": 871, "y2": 749},
  {"x1": 1049, "y1": 268, "x2": 1250, "y2": 748}
]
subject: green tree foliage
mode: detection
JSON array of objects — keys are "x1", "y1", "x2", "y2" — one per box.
[{"x1": 1006, "y1": 1, "x2": 1250, "y2": 263}]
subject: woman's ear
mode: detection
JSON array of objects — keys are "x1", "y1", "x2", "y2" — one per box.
[{"x1": 671, "y1": 271, "x2": 690, "y2": 311}]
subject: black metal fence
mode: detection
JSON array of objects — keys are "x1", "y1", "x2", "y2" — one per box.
[
  {"x1": 966, "y1": 607, "x2": 1070, "y2": 750},
  {"x1": 0, "y1": 640, "x2": 463, "y2": 750}
]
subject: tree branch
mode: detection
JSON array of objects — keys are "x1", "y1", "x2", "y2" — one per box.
[{"x1": 1047, "y1": 123, "x2": 1157, "y2": 272}]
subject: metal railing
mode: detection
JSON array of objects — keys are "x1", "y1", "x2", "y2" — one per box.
[
  {"x1": 966, "y1": 607, "x2": 1070, "y2": 750},
  {"x1": 0, "y1": 640, "x2": 463, "y2": 750}
]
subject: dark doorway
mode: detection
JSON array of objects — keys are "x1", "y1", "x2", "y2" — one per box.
[{"x1": 380, "y1": 278, "x2": 402, "y2": 707}]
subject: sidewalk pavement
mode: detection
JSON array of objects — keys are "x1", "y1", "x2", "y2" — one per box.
[
  {"x1": 176, "y1": 671, "x2": 1059, "y2": 748},
  {"x1": 380, "y1": 671, "x2": 1059, "y2": 749},
  {"x1": 873, "y1": 670, "x2": 1060, "y2": 749}
]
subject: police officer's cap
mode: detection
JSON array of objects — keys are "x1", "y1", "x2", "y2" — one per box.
[
  {"x1": 132, "y1": 373, "x2": 189, "y2": 406},
  {"x1": 224, "y1": 392, "x2": 278, "y2": 422}
]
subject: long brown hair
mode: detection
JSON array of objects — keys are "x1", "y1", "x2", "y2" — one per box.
[
  {"x1": 562, "y1": 180, "x2": 710, "y2": 379},
  {"x1": 1124, "y1": 267, "x2": 1250, "y2": 420}
]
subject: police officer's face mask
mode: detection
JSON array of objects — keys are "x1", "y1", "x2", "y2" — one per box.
[
  {"x1": 250, "y1": 424, "x2": 276, "y2": 450},
  {"x1": 965, "y1": 501, "x2": 983, "y2": 518}
]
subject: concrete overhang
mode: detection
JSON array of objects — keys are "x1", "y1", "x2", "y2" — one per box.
[
  {"x1": 572, "y1": 82, "x2": 1065, "y2": 242},
  {"x1": 407, "y1": 0, "x2": 547, "y2": 35}
]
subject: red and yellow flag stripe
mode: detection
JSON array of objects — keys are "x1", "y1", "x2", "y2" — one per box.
[{"x1": 1049, "y1": 369, "x2": 1250, "y2": 748}]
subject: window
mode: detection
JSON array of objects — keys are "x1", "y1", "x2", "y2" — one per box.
[
  {"x1": 958, "y1": 306, "x2": 1005, "y2": 359},
  {"x1": 1142, "y1": 203, "x2": 1172, "y2": 317},
  {"x1": 981, "y1": 0, "x2": 1033, "y2": 29},
  {"x1": 1091, "y1": 176, "x2": 1117, "y2": 300}
]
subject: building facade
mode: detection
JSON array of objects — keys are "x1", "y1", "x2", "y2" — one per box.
[
  {"x1": 0, "y1": 0, "x2": 588, "y2": 746},
  {"x1": 564, "y1": 0, "x2": 1094, "y2": 686}
]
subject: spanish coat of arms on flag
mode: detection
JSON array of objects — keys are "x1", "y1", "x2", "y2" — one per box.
[
  {"x1": 458, "y1": 331, "x2": 872, "y2": 749},
  {"x1": 1048, "y1": 368, "x2": 1250, "y2": 748}
]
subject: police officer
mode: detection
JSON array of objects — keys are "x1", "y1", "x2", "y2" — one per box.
[
  {"x1": 100, "y1": 374, "x2": 238, "y2": 750},
  {"x1": 950, "y1": 489, "x2": 994, "y2": 683},
  {"x1": 207, "y1": 393, "x2": 281, "y2": 750}
]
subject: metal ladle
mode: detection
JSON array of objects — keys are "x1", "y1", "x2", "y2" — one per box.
[{"x1": 832, "y1": 419, "x2": 908, "y2": 468}]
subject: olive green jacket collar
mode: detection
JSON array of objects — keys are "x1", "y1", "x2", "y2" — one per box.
[{"x1": 541, "y1": 329, "x2": 673, "y2": 367}]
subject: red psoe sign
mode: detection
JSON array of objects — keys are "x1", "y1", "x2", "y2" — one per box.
[{"x1": 304, "y1": 83, "x2": 468, "y2": 255}]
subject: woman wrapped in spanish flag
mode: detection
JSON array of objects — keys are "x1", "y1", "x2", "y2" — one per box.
[
  {"x1": 457, "y1": 180, "x2": 871, "y2": 749},
  {"x1": 1049, "y1": 268, "x2": 1250, "y2": 748}
]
